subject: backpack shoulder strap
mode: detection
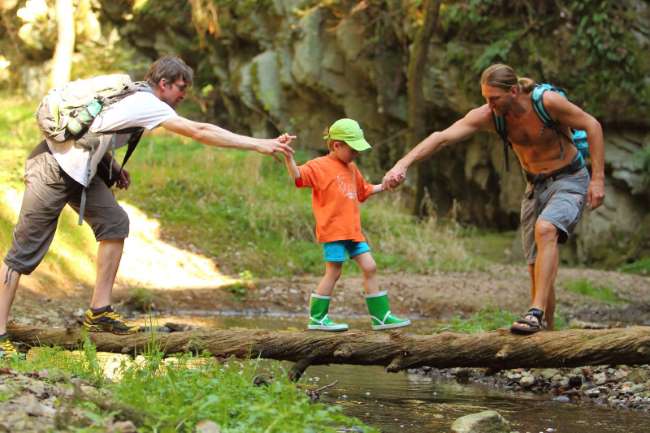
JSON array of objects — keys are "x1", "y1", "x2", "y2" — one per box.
[
  {"x1": 492, "y1": 111, "x2": 511, "y2": 171},
  {"x1": 531, "y1": 83, "x2": 568, "y2": 127},
  {"x1": 531, "y1": 83, "x2": 575, "y2": 161}
]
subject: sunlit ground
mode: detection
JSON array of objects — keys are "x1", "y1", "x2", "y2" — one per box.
[{"x1": 1, "y1": 186, "x2": 236, "y2": 293}]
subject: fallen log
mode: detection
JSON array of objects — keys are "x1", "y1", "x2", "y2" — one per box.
[{"x1": 8, "y1": 324, "x2": 650, "y2": 380}]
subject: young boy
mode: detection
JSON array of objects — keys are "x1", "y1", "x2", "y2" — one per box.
[{"x1": 283, "y1": 118, "x2": 410, "y2": 332}]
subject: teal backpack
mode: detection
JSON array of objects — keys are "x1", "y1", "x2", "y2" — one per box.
[{"x1": 493, "y1": 83, "x2": 589, "y2": 171}]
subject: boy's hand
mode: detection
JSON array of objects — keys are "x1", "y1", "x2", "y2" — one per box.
[
  {"x1": 278, "y1": 133, "x2": 296, "y2": 145},
  {"x1": 382, "y1": 164, "x2": 407, "y2": 190}
]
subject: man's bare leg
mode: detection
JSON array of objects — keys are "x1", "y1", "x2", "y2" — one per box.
[
  {"x1": 531, "y1": 219, "x2": 559, "y2": 329},
  {"x1": 0, "y1": 263, "x2": 21, "y2": 335},
  {"x1": 90, "y1": 239, "x2": 124, "y2": 308},
  {"x1": 528, "y1": 263, "x2": 536, "y2": 305}
]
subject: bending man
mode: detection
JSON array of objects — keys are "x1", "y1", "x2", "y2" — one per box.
[
  {"x1": 383, "y1": 63, "x2": 604, "y2": 334},
  {"x1": 0, "y1": 56, "x2": 294, "y2": 357}
]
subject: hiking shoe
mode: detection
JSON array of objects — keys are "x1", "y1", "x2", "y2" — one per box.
[
  {"x1": 83, "y1": 307, "x2": 139, "y2": 335},
  {"x1": 308, "y1": 314, "x2": 349, "y2": 332},
  {"x1": 0, "y1": 335, "x2": 18, "y2": 359}
]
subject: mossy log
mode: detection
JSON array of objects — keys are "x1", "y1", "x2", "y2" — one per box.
[{"x1": 8, "y1": 325, "x2": 650, "y2": 380}]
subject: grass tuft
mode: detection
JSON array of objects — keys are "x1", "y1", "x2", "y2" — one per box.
[{"x1": 564, "y1": 278, "x2": 625, "y2": 305}]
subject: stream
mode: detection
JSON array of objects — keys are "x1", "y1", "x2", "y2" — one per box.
[{"x1": 136, "y1": 312, "x2": 650, "y2": 433}]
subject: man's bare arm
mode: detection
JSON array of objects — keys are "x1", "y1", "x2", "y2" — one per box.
[
  {"x1": 383, "y1": 105, "x2": 492, "y2": 188},
  {"x1": 544, "y1": 92, "x2": 605, "y2": 209},
  {"x1": 161, "y1": 116, "x2": 294, "y2": 156}
]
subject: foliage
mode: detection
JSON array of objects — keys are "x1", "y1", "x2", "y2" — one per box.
[
  {"x1": 564, "y1": 278, "x2": 625, "y2": 305},
  {"x1": 2, "y1": 342, "x2": 377, "y2": 433},
  {"x1": 440, "y1": 0, "x2": 650, "y2": 117}
]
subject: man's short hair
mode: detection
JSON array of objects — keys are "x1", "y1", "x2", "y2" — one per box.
[{"x1": 145, "y1": 56, "x2": 194, "y2": 88}]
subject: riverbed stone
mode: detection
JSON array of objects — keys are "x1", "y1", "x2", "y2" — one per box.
[{"x1": 451, "y1": 410, "x2": 511, "y2": 433}]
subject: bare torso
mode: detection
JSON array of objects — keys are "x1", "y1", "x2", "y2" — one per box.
[{"x1": 484, "y1": 97, "x2": 577, "y2": 174}]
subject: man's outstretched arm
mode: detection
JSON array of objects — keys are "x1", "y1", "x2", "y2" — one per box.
[
  {"x1": 383, "y1": 106, "x2": 490, "y2": 189},
  {"x1": 161, "y1": 116, "x2": 295, "y2": 157}
]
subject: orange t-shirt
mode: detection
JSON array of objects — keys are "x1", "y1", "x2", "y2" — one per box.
[{"x1": 296, "y1": 154, "x2": 374, "y2": 243}]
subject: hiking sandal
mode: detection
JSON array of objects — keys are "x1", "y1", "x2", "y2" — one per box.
[{"x1": 510, "y1": 308, "x2": 545, "y2": 335}]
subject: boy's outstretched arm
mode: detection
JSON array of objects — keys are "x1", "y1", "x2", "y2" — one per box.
[{"x1": 283, "y1": 149, "x2": 300, "y2": 180}]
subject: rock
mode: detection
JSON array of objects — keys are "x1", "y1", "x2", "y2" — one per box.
[
  {"x1": 593, "y1": 372, "x2": 608, "y2": 385},
  {"x1": 195, "y1": 420, "x2": 221, "y2": 433},
  {"x1": 539, "y1": 369, "x2": 560, "y2": 380},
  {"x1": 451, "y1": 410, "x2": 511, "y2": 433},
  {"x1": 553, "y1": 395, "x2": 570, "y2": 403},
  {"x1": 519, "y1": 374, "x2": 536, "y2": 388},
  {"x1": 110, "y1": 421, "x2": 137, "y2": 433}
]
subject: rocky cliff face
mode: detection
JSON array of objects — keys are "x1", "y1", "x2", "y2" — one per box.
[{"x1": 99, "y1": 0, "x2": 650, "y2": 265}]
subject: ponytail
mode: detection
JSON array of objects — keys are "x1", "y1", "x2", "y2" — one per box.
[{"x1": 481, "y1": 64, "x2": 536, "y2": 93}]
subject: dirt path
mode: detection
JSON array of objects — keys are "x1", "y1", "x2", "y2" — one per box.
[{"x1": 9, "y1": 265, "x2": 649, "y2": 330}]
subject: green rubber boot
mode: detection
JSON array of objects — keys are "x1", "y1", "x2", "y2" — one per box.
[
  {"x1": 308, "y1": 294, "x2": 348, "y2": 332},
  {"x1": 365, "y1": 291, "x2": 411, "y2": 330}
]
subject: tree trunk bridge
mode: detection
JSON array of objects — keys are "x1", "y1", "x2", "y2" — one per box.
[{"x1": 8, "y1": 325, "x2": 650, "y2": 380}]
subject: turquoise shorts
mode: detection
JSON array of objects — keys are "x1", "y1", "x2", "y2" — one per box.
[{"x1": 322, "y1": 240, "x2": 370, "y2": 262}]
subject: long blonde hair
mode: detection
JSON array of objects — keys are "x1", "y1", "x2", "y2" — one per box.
[{"x1": 480, "y1": 64, "x2": 535, "y2": 93}]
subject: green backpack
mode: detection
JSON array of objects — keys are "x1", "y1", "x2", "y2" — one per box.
[{"x1": 493, "y1": 83, "x2": 589, "y2": 171}]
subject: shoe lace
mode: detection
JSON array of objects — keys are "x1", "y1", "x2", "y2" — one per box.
[{"x1": 104, "y1": 311, "x2": 125, "y2": 322}]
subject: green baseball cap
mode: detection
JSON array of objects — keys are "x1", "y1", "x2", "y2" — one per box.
[{"x1": 324, "y1": 118, "x2": 372, "y2": 152}]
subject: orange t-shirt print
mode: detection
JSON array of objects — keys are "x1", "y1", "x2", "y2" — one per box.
[{"x1": 296, "y1": 154, "x2": 374, "y2": 243}]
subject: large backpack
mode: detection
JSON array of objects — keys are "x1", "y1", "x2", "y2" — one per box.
[
  {"x1": 493, "y1": 83, "x2": 589, "y2": 171},
  {"x1": 36, "y1": 74, "x2": 149, "y2": 144},
  {"x1": 36, "y1": 74, "x2": 151, "y2": 225}
]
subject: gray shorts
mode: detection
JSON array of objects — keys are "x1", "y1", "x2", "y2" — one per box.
[
  {"x1": 521, "y1": 167, "x2": 589, "y2": 264},
  {"x1": 4, "y1": 142, "x2": 129, "y2": 275}
]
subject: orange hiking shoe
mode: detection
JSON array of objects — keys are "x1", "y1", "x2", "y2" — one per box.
[{"x1": 83, "y1": 306, "x2": 139, "y2": 335}]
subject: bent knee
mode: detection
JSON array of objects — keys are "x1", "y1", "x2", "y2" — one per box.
[
  {"x1": 534, "y1": 219, "x2": 558, "y2": 242},
  {"x1": 94, "y1": 207, "x2": 130, "y2": 241},
  {"x1": 361, "y1": 262, "x2": 377, "y2": 277}
]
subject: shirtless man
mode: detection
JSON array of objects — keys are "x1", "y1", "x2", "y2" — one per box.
[{"x1": 383, "y1": 63, "x2": 605, "y2": 334}]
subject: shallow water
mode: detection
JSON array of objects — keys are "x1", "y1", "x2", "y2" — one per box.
[{"x1": 137, "y1": 312, "x2": 650, "y2": 433}]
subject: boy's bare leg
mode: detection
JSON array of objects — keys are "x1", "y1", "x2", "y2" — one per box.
[
  {"x1": 315, "y1": 262, "x2": 342, "y2": 297},
  {"x1": 90, "y1": 239, "x2": 124, "y2": 308},
  {"x1": 353, "y1": 252, "x2": 379, "y2": 295},
  {"x1": 0, "y1": 263, "x2": 21, "y2": 335}
]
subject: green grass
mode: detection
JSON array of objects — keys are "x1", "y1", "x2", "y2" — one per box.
[
  {"x1": 0, "y1": 92, "x2": 486, "y2": 281},
  {"x1": 2, "y1": 342, "x2": 377, "y2": 433},
  {"x1": 434, "y1": 306, "x2": 568, "y2": 333},
  {"x1": 619, "y1": 257, "x2": 650, "y2": 276},
  {"x1": 564, "y1": 278, "x2": 625, "y2": 305},
  {"x1": 122, "y1": 138, "x2": 485, "y2": 277},
  {"x1": 434, "y1": 307, "x2": 519, "y2": 333}
]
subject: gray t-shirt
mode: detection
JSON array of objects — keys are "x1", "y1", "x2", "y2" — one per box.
[{"x1": 46, "y1": 91, "x2": 178, "y2": 186}]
